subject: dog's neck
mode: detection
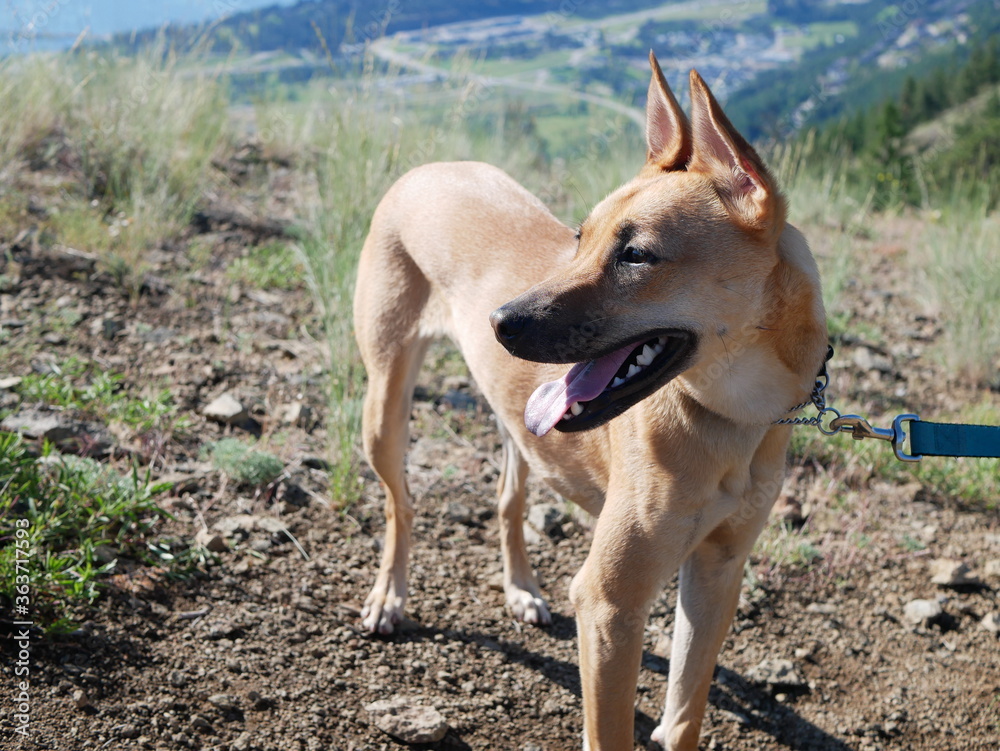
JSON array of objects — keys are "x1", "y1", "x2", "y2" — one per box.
[{"x1": 674, "y1": 222, "x2": 827, "y2": 427}]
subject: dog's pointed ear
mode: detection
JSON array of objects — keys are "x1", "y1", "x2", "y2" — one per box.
[
  {"x1": 687, "y1": 69, "x2": 784, "y2": 234},
  {"x1": 644, "y1": 51, "x2": 690, "y2": 171}
]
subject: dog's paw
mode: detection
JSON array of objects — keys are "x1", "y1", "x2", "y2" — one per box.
[
  {"x1": 648, "y1": 724, "x2": 667, "y2": 750},
  {"x1": 506, "y1": 587, "x2": 552, "y2": 626},
  {"x1": 361, "y1": 589, "x2": 405, "y2": 635}
]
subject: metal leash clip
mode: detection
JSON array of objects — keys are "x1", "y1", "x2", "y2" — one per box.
[{"x1": 829, "y1": 413, "x2": 923, "y2": 463}]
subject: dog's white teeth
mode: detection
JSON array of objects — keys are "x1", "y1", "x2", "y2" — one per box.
[
  {"x1": 570, "y1": 402, "x2": 584, "y2": 416},
  {"x1": 652, "y1": 341, "x2": 665, "y2": 355},
  {"x1": 636, "y1": 344, "x2": 655, "y2": 366},
  {"x1": 562, "y1": 412, "x2": 572, "y2": 421},
  {"x1": 627, "y1": 363, "x2": 641, "y2": 378},
  {"x1": 612, "y1": 376, "x2": 625, "y2": 388}
]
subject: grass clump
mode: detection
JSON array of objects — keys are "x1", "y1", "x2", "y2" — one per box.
[
  {"x1": 15, "y1": 356, "x2": 178, "y2": 433},
  {"x1": 226, "y1": 241, "x2": 304, "y2": 290},
  {"x1": 206, "y1": 438, "x2": 284, "y2": 487},
  {"x1": 0, "y1": 39, "x2": 231, "y2": 297},
  {"x1": 0, "y1": 432, "x2": 179, "y2": 630},
  {"x1": 909, "y1": 205, "x2": 1000, "y2": 387}
]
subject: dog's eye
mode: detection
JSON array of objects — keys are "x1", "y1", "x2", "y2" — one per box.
[{"x1": 620, "y1": 246, "x2": 654, "y2": 265}]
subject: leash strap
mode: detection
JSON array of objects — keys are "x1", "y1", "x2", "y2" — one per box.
[
  {"x1": 909, "y1": 420, "x2": 1000, "y2": 459},
  {"x1": 779, "y1": 345, "x2": 1000, "y2": 462}
]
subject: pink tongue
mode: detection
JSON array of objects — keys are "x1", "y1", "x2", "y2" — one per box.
[{"x1": 524, "y1": 344, "x2": 635, "y2": 437}]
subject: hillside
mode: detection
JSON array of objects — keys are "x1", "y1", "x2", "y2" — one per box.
[{"x1": 115, "y1": 0, "x2": 999, "y2": 142}]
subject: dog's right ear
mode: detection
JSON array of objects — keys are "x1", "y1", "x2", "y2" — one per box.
[{"x1": 644, "y1": 51, "x2": 690, "y2": 172}]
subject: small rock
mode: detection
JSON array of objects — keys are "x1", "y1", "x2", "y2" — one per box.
[
  {"x1": 0, "y1": 409, "x2": 113, "y2": 456},
  {"x1": 255, "y1": 516, "x2": 286, "y2": 534},
  {"x1": 168, "y1": 670, "x2": 187, "y2": 688},
  {"x1": 527, "y1": 503, "x2": 566, "y2": 537},
  {"x1": 248, "y1": 691, "x2": 273, "y2": 711},
  {"x1": 919, "y1": 524, "x2": 938, "y2": 543},
  {"x1": 982, "y1": 612, "x2": 1000, "y2": 634},
  {"x1": 442, "y1": 375, "x2": 471, "y2": 391},
  {"x1": 772, "y1": 494, "x2": 803, "y2": 524},
  {"x1": 983, "y1": 560, "x2": 1000, "y2": 580},
  {"x1": 806, "y1": 602, "x2": 837, "y2": 615},
  {"x1": 102, "y1": 318, "x2": 126, "y2": 340},
  {"x1": 202, "y1": 393, "x2": 248, "y2": 425},
  {"x1": 903, "y1": 598, "x2": 943, "y2": 626},
  {"x1": 232, "y1": 730, "x2": 254, "y2": 751},
  {"x1": 853, "y1": 346, "x2": 893, "y2": 374},
  {"x1": 92, "y1": 544, "x2": 118, "y2": 564},
  {"x1": 190, "y1": 715, "x2": 214, "y2": 732},
  {"x1": 439, "y1": 389, "x2": 477, "y2": 411},
  {"x1": 522, "y1": 522, "x2": 542, "y2": 546},
  {"x1": 365, "y1": 697, "x2": 448, "y2": 743},
  {"x1": 138, "y1": 326, "x2": 176, "y2": 345},
  {"x1": 930, "y1": 558, "x2": 979, "y2": 587},
  {"x1": 445, "y1": 501, "x2": 474, "y2": 525},
  {"x1": 207, "y1": 693, "x2": 240, "y2": 712},
  {"x1": 302, "y1": 455, "x2": 330, "y2": 471},
  {"x1": 487, "y1": 571, "x2": 505, "y2": 592},
  {"x1": 118, "y1": 724, "x2": 140, "y2": 739},
  {"x1": 213, "y1": 515, "x2": 260, "y2": 537},
  {"x1": 746, "y1": 659, "x2": 805, "y2": 688},
  {"x1": 0, "y1": 376, "x2": 22, "y2": 390},
  {"x1": 72, "y1": 689, "x2": 92, "y2": 709},
  {"x1": 652, "y1": 632, "x2": 672, "y2": 659},
  {"x1": 280, "y1": 402, "x2": 313, "y2": 428},
  {"x1": 195, "y1": 529, "x2": 228, "y2": 553}
]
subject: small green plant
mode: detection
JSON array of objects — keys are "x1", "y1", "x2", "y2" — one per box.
[
  {"x1": 16, "y1": 357, "x2": 177, "y2": 433},
  {"x1": 206, "y1": 438, "x2": 284, "y2": 487},
  {"x1": 226, "y1": 241, "x2": 304, "y2": 290},
  {"x1": 0, "y1": 432, "x2": 179, "y2": 629}
]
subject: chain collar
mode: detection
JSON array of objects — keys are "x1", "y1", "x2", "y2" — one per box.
[{"x1": 773, "y1": 344, "x2": 834, "y2": 427}]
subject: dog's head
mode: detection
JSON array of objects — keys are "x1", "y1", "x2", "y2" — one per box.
[{"x1": 491, "y1": 53, "x2": 826, "y2": 436}]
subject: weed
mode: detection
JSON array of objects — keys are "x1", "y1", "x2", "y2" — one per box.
[
  {"x1": 226, "y1": 241, "x2": 304, "y2": 290},
  {"x1": 909, "y1": 205, "x2": 1000, "y2": 386},
  {"x1": 0, "y1": 432, "x2": 179, "y2": 629},
  {"x1": 0, "y1": 38, "x2": 231, "y2": 298},
  {"x1": 16, "y1": 357, "x2": 177, "y2": 433},
  {"x1": 205, "y1": 438, "x2": 284, "y2": 487}
]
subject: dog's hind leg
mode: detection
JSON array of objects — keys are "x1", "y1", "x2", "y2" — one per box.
[
  {"x1": 355, "y1": 232, "x2": 434, "y2": 635},
  {"x1": 496, "y1": 422, "x2": 551, "y2": 625}
]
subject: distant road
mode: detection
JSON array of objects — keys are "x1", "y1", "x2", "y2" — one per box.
[{"x1": 369, "y1": 38, "x2": 646, "y2": 129}]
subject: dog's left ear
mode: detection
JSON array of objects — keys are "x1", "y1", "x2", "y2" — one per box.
[
  {"x1": 644, "y1": 51, "x2": 690, "y2": 172},
  {"x1": 687, "y1": 70, "x2": 784, "y2": 235}
]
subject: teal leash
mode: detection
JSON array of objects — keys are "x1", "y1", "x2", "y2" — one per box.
[{"x1": 779, "y1": 345, "x2": 1000, "y2": 462}]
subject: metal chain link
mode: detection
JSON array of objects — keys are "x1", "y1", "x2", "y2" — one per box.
[{"x1": 773, "y1": 345, "x2": 836, "y2": 428}]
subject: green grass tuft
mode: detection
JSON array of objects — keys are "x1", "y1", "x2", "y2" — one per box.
[
  {"x1": 0, "y1": 432, "x2": 181, "y2": 629},
  {"x1": 206, "y1": 438, "x2": 284, "y2": 487},
  {"x1": 15, "y1": 357, "x2": 178, "y2": 433}
]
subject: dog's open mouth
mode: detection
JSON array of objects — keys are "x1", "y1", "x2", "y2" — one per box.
[{"x1": 524, "y1": 331, "x2": 697, "y2": 436}]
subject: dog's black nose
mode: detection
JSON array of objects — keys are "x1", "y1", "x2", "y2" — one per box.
[{"x1": 489, "y1": 305, "x2": 529, "y2": 349}]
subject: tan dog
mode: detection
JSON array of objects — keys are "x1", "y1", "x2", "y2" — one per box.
[{"x1": 353, "y1": 52, "x2": 827, "y2": 751}]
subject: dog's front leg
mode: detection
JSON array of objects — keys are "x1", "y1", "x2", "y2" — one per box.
[
  {"x1": 571, "y1": 491, "x2": 711, "y2": 751},
  {"x1": 652, "y1": 461, "x2": 783, "y2": 750}
]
